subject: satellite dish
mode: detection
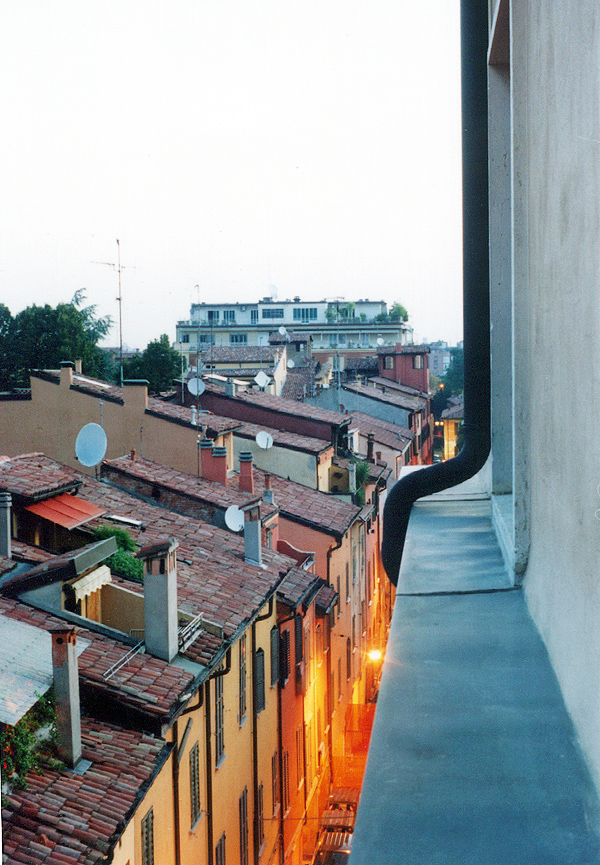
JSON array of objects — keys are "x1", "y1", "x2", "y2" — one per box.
[
  {"x1": 278, "y1": 326, "x2": 287, "y2": 336},
  {"x1": 254, "y1": 371, "x2": 270, "y2": 388},
  {"x1": 287, "y1": 359, "x2": 295, "y2": 369},
  {"x1": 75, "y1": 423, "x2": 107, "y2": 467},
  {"x1": 187, "y1": 377, "x2": 205, "y2": 396},
  {"x1": 224, "y1": 505, "x2": 244, "y2": 532},
  {"x1": 255, "y1": 430, "x2": 274, "y2": 449},
  {"x1": 377, "y1": 338, "x2": 384, "y2": 346}
]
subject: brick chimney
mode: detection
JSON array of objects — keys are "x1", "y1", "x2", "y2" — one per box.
[
  {"x1": 60, "y1": 361, "x2": 74, "y2": 387},
  {"x1": 367, "y1": 432, "x2": 375, "y2": 462},
  {"x1": 199, "y1": 438, "x2": 214, "y2": 478},
  {"x1": 0, "y1": 491, "x2": 11, "y2": 558},
  {"x1": 138, "y1": 538, "x2": 179, "y2": 663},
  {"x1": 51, "y1": 627, "x2": 82, "y2": 768},
  {"x1": 74, "y1": 358, "x2": 82, "y2": 374},
  {"x1": 239, "y1": 451, "x2": 254, "y2": 494},
  {"x1": 348, "y1": 464, "x2": 357, "y2": 494},
  {"x1": 263, "y1": 473, "x2": 274, "y2": 505},
  {"x1": 211, "y1": 446, "x2": 228, "y2": 486},
  {"x1": 241, "y1": 500, "x2": 262, "y2": 566}
]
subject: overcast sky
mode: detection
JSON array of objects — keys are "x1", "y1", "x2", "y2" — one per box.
[{"x1": 1, "y1": 1, "x2": 463, "y2": 351}]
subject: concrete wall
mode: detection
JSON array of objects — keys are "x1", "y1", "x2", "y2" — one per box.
[
  {"x1": 232, "y1": 433, "x2": 319, "y2": 489},
  {"x1": 493, "y1": 0, "x2": 600, "y2": 790}
]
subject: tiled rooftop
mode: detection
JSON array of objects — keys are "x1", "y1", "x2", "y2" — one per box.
[
  {"x1": 234, "y1": 420, "x2": 332, "y2": 455},
  {"x1": 230, "y1": 467, "x2": 361, "y2": 537},
  {"x1": 199, "y1": 345, "x2": 280, "y2": 363},
  {"x1": 344, "y1": 356, "x2": 379, "y2": 372},
  {"x1": 146, "y1": 397, "x2": 241, "y2": 434},
  {"x1": 277, "y1": 567, "x2": 324, "y2": 609},
  {"x1": 31, "y1": 369, "x2": 124, "y2": 403},
  {"x1": 343, "y1": 382, "x2": 427, "y2": 412},
  {"x1": 0, "y1": 453, "x2": 81, "y2": 502},
  {"x1": 203, "y1": 381, "x2": 351, "y2": 425},
  {"x1": 102, "y1": 454, "x2": 278, "y2": 517},
  {"x1": 351, "y1": 411, "x2": 414, "y2": 449},
  {"x1": 2, "y1": 714, "x2": 167, "y2": 865}
]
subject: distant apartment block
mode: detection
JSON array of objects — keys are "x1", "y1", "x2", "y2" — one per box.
[{"x1": 175, "y1": 297, "x2": 413, "y2": 368}]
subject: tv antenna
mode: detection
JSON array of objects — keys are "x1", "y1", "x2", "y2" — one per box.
[{"x1": 93, "y1": 239, "x2": 135, "y2": 387}]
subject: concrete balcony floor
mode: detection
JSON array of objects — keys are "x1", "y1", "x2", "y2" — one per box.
[{"x1": 351, "y1": 495, "x2": 600, "y2": 865}]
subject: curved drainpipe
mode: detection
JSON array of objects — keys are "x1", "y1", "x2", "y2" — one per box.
[{"x1": 382, "y1": 0, "x2": 490, "y2": 586}]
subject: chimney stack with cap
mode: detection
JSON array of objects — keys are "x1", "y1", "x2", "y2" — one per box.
[
  {"x1": 138, "y1": 538, "x2": 179, "y2": 662},
  {"x1": 367, "y1": 432, "x2": 375, "y2": 463},
  {"x1": 51, "y1": 627, "x2": 82, "y2": 768},
  {"x1": 239, "y1": 451, "x2": 254, "y2": 494},
  {"x1": 348, "y1": 463, "x2": 357, "y2": 494},
  {"x1": 241, "y1": 501, "x2": 262, "y2": 566},
  {"x1": 263, "y1": 473, "x2": 274, "y2": 505},
  {"x1": 0, "y1": 491, "x2": 11, "y2": 558}
]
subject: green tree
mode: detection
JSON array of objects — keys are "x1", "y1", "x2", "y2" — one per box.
[
  {"x1": 441, "y1": 347, "x2": 464, "y2": 397},
  {"x1": 122, "y1": 334, "x2": 180, "y2": 394},
  {"x1": 388, "y1": 302, "x2": 408, "y2": 322},
  {"x1": 0, "y1": 294, "x2": 112, "y2": 389}
]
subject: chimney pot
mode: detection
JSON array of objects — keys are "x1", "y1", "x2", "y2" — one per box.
[
  {"x1": 139, "y1": 538, "x2": 179, "y2": 662},
  {"x1": 130, "y1": 448, "x2": 136, "y2": 462},
  {"x1": 241, "y1": 502, "x2": 262, "y2": 566},
  {"x1": 263, "y1": 473, "x2": 274, "y2": 505},
  {"x1": 0, "y1": 491, "x2": 11, "y2": 558},
  {"x1": 212, "y1": 446, "x2": 228, "y2": 487},
  {"x1": 367, "y1": 432, "x2": 375, "y2": 462}
]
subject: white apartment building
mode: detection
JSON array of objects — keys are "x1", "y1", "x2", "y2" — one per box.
[{"x1": 175, "y1": 296, "x2": 412, "y2": 365}]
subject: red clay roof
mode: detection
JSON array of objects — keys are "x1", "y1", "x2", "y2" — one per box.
[
  {"x1": 0, "y1": 453, "x2": 81, "y2": 502},
  {"x1": 203, "y1": 381, "x2": 350, "y2": 425},
  {"x1": 234, "y1": 420, "x2": 332, "y2": 455},
  {"x1": 146, "y1": 397, "x2": 241, "y2": 434},
  {"x1": 351, "y1": 412, "x2": 414, "y2": 449},
  {"x1": 343, "y1": 382, "x2": 427, "y2": 412},
  {"x1": 2, "y1": 714, "x2": 167, "y2": 865},
  {"x1": 25, "y1": 493, "x2": 106, "y2": 529},
  {"x1": 199, "y1": 345, "x2": 280, "y2": 363}
]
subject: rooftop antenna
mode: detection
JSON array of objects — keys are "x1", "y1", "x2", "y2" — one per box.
[{"x1": 93, "y1": 239, "x2": 134, "y2": 387}]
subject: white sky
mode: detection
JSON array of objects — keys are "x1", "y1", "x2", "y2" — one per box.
[{"x1": 1, "y1": 1, "x2": 463, "y2": 351}]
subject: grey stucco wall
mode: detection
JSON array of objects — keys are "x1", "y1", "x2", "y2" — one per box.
[{"x1": 505, "y1": 0, "x2": 600, "y2": 790}]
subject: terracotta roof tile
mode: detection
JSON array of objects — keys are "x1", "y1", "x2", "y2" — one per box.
[
  {"x1": 234, "y1": 420, "x2": 331, "y2": 455},
  {"x1": 0, "y1": 454, "x2": 80, "y2": 502},
  {"x1": 342, "y1": 382, "x2": 427, "y2": 412},
  {"x1": 146, "y1": 398, "x2": 241, "y2": 434},
  {"x1": 203, "y1": 381, "x2": 350, "y2": 425}
]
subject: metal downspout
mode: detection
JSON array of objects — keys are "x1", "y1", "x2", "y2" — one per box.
[{"x1": 382, "y1": 0, "x2": 490, "y2": 585}]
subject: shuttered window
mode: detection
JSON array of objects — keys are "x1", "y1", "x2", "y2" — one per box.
[
  {"x1": 239, "y1": 788, "x2": 248, "y2": 865},
  {"x1": 141, "y1": 808, "x2": 154, "y2": 865},
  {"x1": 294, "y1": 614, "x2": 303, "y2": 663},
  {"x1": 215, "y1": 833, "x2": 226, "y2": 865},
  {"x1": 190, "y1": 742, "x2": 201, "y2": 826},
  {"x1": 239, "y1": 635, "x2": 247, "y2": 724},
  {"x1": 270, "y1": 627, "x2": 279, "y2": 686},
  {"x1": 280, "y1": 629, "x2": 290, "y2": 684},
  {"x1": 254, "y1": 648, "x2": 265, "y2": 713}
]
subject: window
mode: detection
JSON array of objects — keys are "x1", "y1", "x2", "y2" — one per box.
[
  {"x1": 190, "y1": 742, "x2": 201, "y2": 827},
  {"x1": 215, "y1": 833, "x2": 226, "y2": 865},
  {"x1": 280, "y1": 629, "x2": 290, "y2": 684},
  {"x1": 316, "y1": 623, "x2": 323, "y2": 666},
  {"x1": 282, "y1": 751, "x2": 290, "y2": 813},
  {"x1": 270, "y1": 627, "x2": 279, "y2": 687},
  {"x1": 257, "y1": 783, "x2": 265, "y2": 848},
  {"x1": 239, "y1": 788, "x2": 248, "y2": 865},
  {"x1": 182, "y1": 333, "x2": 190, "y2": 343},
  {"x1": 304, "y1": 626, "x2": 311, "y2": 682},
  {"x1": 215, "y1": 674, "x2": 225, "y2": 764},
  {"x1": 230, "y1": 333, "x2": 247, "y2": 344},
  {"x1": 352, "y1": 615, "x2": 356, "y2": 650},
  {"x1": 208, "y1": 310, "x2": 220, "y2": 322},
  {"x1": 251, "y1": 309, "x2": 258, "y2": 324},
  {"x1": 293, "y1": 307, "x2": 318, "y2": 322},
  {"x1": 239, "y1": 635, "x2": 247, "y2": 724},
  {"x1": 384, "y1": 356, "x2": 394, "y2": 370},
  {"x1": 345, "y1": 564, "x2": 350, "y2": 601},
  {"x1": 141, "y1": 808, "x2": 154, "y2": 865},
  {"x1": 254, "y1": 648, "x2": 265, "y2": 713},
  {"x1": 272, "y1": 751, "x2": 280, "y2": 815},
  {"x1": 338, "y1": 658, "x2": 342, "y2": 699},
  {"x1": 413, "y1": 355, "x2": 423, "y2": 369},
  {"x1": 262, "y1": 308, "x2": 284, "y2": 319},
  {"x1": 336, "y1": 576, "x2": 341, "y2": 618},
  {"x1": 223, "y1": 309, "x2": 236, "y2": 323},
  {"x1": 294, "y1": 615, "x2": 303, "y2": 663},
  {"x1": 296, "y1": 728, "x2": 304, "y2": 788},
  {"x1": 346, "y1": 638, "x2": 352, "y2": 680}
]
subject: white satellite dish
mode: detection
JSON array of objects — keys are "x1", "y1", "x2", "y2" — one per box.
[
  {"x1": 187, "y1": 377, "x2": 205, "y2": 396},
  {"x1": 287, "y1": 359, "x2": 295, "y2": 369},
  {"x1": 278, "y1": 326, "x2": 287, "y2": 336},
  {"x1": 224, "y1": 505, "x2": 244, "y2": 532},
  {"x1": 254, "y1": 371, "x2": 270, "y2": 388},
  {"x1": 255, "y1": 430, "x2": 274, "y2": 449},
  {"x1": 377, "y1": 337, "x2": 384, "y2": 346},
  {"x1": 75, "y1": 423, "x2": 107, "y2": 467}
]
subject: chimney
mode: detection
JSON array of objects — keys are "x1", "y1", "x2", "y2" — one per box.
[
  {"x1": 263, "y1": 472, "x2": 274, "y2": 505},
  {"x1": 241, "y1": 501, "x2": 262, "y2": 566},
  {"x1": 191, "y1": 406, "x2": 197, "y2": 426},
  {"x1": 74, "y1": 358, "x2": 82, "y2": 374},
  {"x1": 0, "y1": 492, "x2": 11, "y2": 558},
  {"x1": 239, "y1": 451, "x2": 254, "y2": 494},
  {"x1": 376, "y1": 451, "x2": 382, "y2": 462},
  {"x1": 51, "y1": 627, "x2": 82, "y2": 768},
  {"x1": 367, "y1": 432, "x2": 375, "y2": 463},
  {"x1": 60, "y1": 361, "x2": 74, "y2": 387},
  {"x1": 199, "y1": 437, "x2": 214, "y2": 478},
  {"x1": 225, "y1": 379, "x2": 236, "y2": 397},
  {"x1": 348, "y1": 464, "x2": 357, "y2": 494},
  {"x1": 211, "y1": 446, "x2": 228, "y2": 486},
  {"x1": 138, "y1": 538, "x2": 179, "y2": 663}
]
